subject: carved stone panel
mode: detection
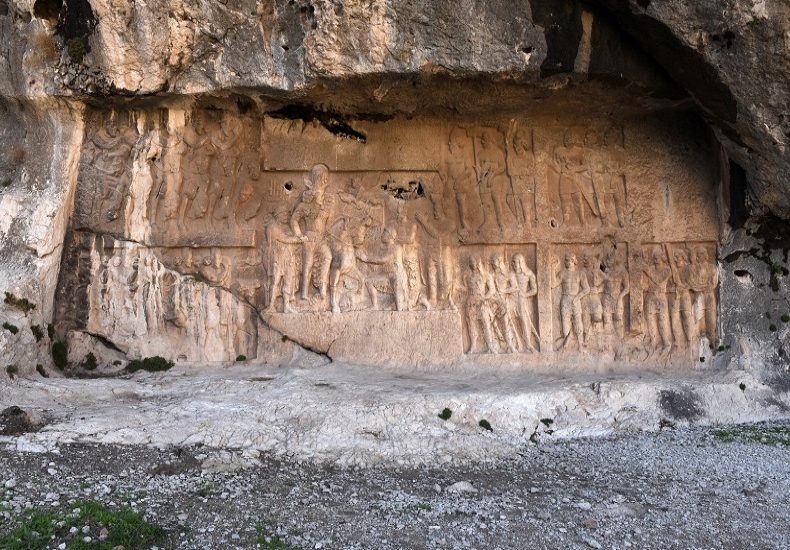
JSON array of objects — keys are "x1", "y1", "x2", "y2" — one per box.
[{"x1": 61, "y1": 107, "x2": 721, "y2": 368}]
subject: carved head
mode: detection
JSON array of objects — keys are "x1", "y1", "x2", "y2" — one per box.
[
  {"x1": 480, "y1": 132, "x2": 492, "y2": 149},
  {"x1": 695, "y1": 246, "x2": 709, "y2": 264},
  {"x1": 382, "y1": 227, "x2": 396, "y2": 245},
  {"x1": 564, "y1": 253, "x2": 577, "y2": 269},
  {"x1": 111, "y1": 255, "x2": 122, "y2": 268},
  {"x1": 448, "y1": 127, "x2": 465, "y2": 154},
  {"x1": 191, "y1": 112, "x2": 205, "y2": 134},
  {"x1": 512, "y1": 253, "x2": 526, "y2": 273},
  {"x1": 514, "y1": 130, "x2": 531, "y2": 154},
  {"x1": 104, "y1": 116, "x2": 119, "y2": 137},
  {"x1": 652, "y1": 250, "x2": 665, "y2": 268},
  {"x1": 309, "y1": 164, "x2": 330, "y2": 190},
  {"x1": 491, "y1": 252, "x2": 505, "y2": 272},
  {"x1": 674, "y1": 249, "x2": 690, "y2": 267},
  {"x1": 240, "y1": 183, "x2": 254, "y2": 202}
]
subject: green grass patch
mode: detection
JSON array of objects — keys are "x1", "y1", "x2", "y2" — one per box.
[
  {"x1": 125, "y1": 356, "x2": 173, "y2": 373},
  {"x1": 478, "y1": 419, "x2": 493, "y2": 431},
  {"x1": 236, "y1": 354, "x2": 247, "y2": 362},
  {"x1": 255, "y1": 523, "x2": 304, "y2": 550},
  {"x1": 438, "y1": 407, "x2": 452, "y2": 420},
  {"x1": 0, "y1": 500, "x2": 165, "y2": 549},
  {"x1": 711, "y1": 425, "x2": 790, "y2": 446}
]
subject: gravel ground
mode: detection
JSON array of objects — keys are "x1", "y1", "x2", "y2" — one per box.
[{"x1": 2, "y1": 423, "x2": 790, "y2": 550}]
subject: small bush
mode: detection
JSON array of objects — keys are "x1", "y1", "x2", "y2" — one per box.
[
  {"x1": 4, "y1": 292, "x2": 35, "y2": 313},
  {"x1": 699, "y1": 356, "x2": 705, "y2": 362},
  {"x1": 52, "y1": 340, "x2": 68, "y2": 370},
  {"x1": 35, "y1": 364, "x2": 48, "y2": 378},
  {"x1": 540, "y1": 418, "x2": 554, "y2": 427},
  {"x1": 438, "y1": 407, "x2": 452, "y2": 420},
  {"x1": 281, "y1": 334, "x2": 289, "y2": 342},
  {"x1": 782, "y1": 314, "x2": 790, "y2": 323},
  {"x1": 126, "y1": 356, "x2": 174, "y2": 373},
  {"x1": 113, "y1": 360, "x2": 122, "y2": 366},
  {"x1": 478, "y1": 419, "x2": 493, "y2": 431},
  {"x1": 236, "y1": 354, "x2": 247, "y2": 362},
  {"x1": 770, "y1": 324, "x2": 778, "y2": 332},
  {"x1": 6, "y1": 364, "x2": 18, "y2": 379},
  {"x1": 739, "y1": 382, "x2": 746, "y2": 392},
  {"x1": 3, "y1": 322, "x2": 19, "y2": 335},
  {"x1": 81, "y1": 352, "x2": 98, "y2": 371},
  {"x1": 47, "y1": 323, "x2": 55, "y2": 340},
  {"x1": 66, "y1": 36, "x2": 87, "y2": 63},
  {"x1": 771, "y1": 263, "x2": 784, "y2": 276},
  {"x1": 30, "y1": 324, "x2": 44, "y2": 342}
]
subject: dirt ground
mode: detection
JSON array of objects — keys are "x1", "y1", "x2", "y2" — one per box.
[{"x1": 2, "y1": 422, "x2": 790, "y2": 550}]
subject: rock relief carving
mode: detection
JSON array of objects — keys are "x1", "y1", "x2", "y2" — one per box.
[
  {"x1": 461, "y1": 247, "x2": 538, "y2": 355},
  {"x1": 73, "y1": 109, "x2": 720, "y2": 368}
]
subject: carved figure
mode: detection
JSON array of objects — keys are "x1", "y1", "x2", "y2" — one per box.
[
  {"x1": 327, "y1": 218, "x2": 366, "y2": 313},
  {"x1": 356, "y1": 227, "x2": 408, "y2": 311},
  {"x1": 552, "y1": 253, "x2": 589, "y2": 350},
  {"x1": 415, "y1": 210, "x2": 457, "y2": 310},
  {"x1": 554, "y1": 144, "x2": 587, "y2": 227},
  {"x1": 151, "y1": 124, "x2": 186, "y2": 228},
  {"x1": 490, "y1": 252, "x2": 518, "y2": 353},
  {"x1": 89, "y1": 115, "x2": 137, "y2": 223},
  {"x1": 126, "y1": 132, "x2": 160, "y2": 241},
  {"x1": 506, "y1": 126, "x2": 537, "y2": 227},
  {"x1": 668, "y1": 247, "x2": 695, "y2": 344},
  {"x1": 642, "y1": 249, "x2": 673, "y2": 354},
  {"x1": 209, "y1": 117, "x2": 243, "y2": 228},
  {"x1": 688, "y1": 246, "x2": 718, "y2": 345},
  {"x1": 291, "y1": 165, "x2": 334, "y2": 302},
  {"x1": 265, "y1": 206, "x2": 304, "y2": 313},
  {"x1": 475, "y1": 131, "x2": 508, "y2": 231},
  {"x1": 464, "y1": 255, "x2": 496, "y2": 353},
  {"x1": 581, "y1": 250, "x2": 605, "y2": 345},
  {"x1": 443, "y1": 127, "x2": 477, "y2": 230},
  {"x1": 181, "y1": 113, "x2": 215, "y2": 225},
  {"x1": 200, "y1": 249, "x2": 232, "y2": 287},
  {"x1": 593, "y1": 154, "x2": 626, "y2": 228},
  {"x1": 601, "y1": 250, "x2": 630, "y2": 338},
  {"x1": 510, "y1": 253, "x2": 538, "y2": 352},
  {"x1": 396, "y1": 204, "x2": 429, "y2": 310}
]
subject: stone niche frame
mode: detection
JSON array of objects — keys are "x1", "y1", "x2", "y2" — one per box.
[{"x1": 56, "y1": 106, "x2": 722, "y2": 369}]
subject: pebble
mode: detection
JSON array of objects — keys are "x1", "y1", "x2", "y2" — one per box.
[{"x1": 446, "y1": 481, "x2": 477, "y2": 494}]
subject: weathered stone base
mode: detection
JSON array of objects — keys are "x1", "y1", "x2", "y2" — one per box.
[{"x1": 2, "y1": 363, "x2": 788, "y2": 467}]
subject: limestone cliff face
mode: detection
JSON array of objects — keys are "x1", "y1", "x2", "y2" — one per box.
[{"x1": 0, "y1": 0, "x2": 788, "y2": 379}]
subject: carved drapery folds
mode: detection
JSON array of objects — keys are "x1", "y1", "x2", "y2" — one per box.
[{"x1": 68, "y1": 108, "x2": 720, "y2": 367}]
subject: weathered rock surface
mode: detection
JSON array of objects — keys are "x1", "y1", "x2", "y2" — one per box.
[{"x1": 0, "y1": 0, "x2": 788, "y2": 417}]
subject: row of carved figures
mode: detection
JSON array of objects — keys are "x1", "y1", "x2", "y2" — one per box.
[
  {"x1": 88, "y1": 247, "x2": 257, "y2": 362},
  {"x1": 550, "y1": 245, "x2": 717, "y2": 356},
  {"x1": 83, "y1": 113, "x2": 627, "y2": 236}
]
